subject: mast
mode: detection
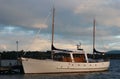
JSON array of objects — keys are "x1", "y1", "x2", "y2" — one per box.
[
  {"x1": 51, "y1": 5, "x2": 55, "y2": 59},
  {"x1": 93, "y1": 19, "x2": 96, "y2": 54}
]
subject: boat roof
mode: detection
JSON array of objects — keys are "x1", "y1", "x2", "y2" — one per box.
[{"x1": 53, "y1": 50, "x2": 85, "y2": 54}]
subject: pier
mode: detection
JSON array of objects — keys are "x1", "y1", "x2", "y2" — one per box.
[
  {"x1": 0, "y1": 59, "x2": 24, "y2": 74},
  {"x1": 0, "y1": 65, "x2": 23, "y2": 74}
]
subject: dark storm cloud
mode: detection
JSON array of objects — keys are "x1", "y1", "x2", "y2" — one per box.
[{"x1": 0, "y1": 0, "x2": 52, "y2": 29}]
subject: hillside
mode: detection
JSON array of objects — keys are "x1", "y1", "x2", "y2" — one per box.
[{"x1": 106, "y1": 50, "x2": 120, "y2": 59}]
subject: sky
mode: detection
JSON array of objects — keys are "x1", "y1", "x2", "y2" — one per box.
[{"x1": 0, "y1": 0, "x2": 120, "y2": 53}]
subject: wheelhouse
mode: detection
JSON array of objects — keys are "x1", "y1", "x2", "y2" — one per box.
[{"x1": 53, "y1": 51, "x2": 86, "y2": 63}]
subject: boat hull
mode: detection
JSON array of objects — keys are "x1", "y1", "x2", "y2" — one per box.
[{"x1": 21, "y1": 58, "x2": 110, "y2": 74}]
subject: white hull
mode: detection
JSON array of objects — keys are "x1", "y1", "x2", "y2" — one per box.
[{"x1": 21, "y1": 58, "x2": 110, "y2": 74}]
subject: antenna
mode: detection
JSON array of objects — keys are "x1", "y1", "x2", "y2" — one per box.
[{"x1": 77, "y1": 42, "x2": 83, "y2": 50}]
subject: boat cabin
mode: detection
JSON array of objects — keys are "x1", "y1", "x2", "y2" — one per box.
[{"x1": 53, "y1": 51, "x2": 86, "y2": 62}]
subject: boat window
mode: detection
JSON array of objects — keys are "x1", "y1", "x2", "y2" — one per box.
[
  {"x1": 53, "y1": 53, "x2": 71, "y2": 62},
  {"x1": 73, "y1": 54, "x2": 85, "y2": 62}
]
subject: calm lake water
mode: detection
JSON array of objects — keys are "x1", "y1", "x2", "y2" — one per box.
[{"x1": 0, "y1": 59, "x2": 120, "y2": 79}]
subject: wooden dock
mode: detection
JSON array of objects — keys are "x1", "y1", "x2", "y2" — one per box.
[{"x1": 0, "y1": 65, "x2": 24, "y2": 74}]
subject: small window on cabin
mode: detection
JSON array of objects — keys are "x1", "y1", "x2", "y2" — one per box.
[{"x1": 53, "y1": 53, "x2": 70, "y2": 61}]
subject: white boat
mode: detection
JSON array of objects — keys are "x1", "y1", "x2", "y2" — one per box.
[
  {"x1": 21, "y1": 49, "x2": 109, "y2": 74},
  {"x1": 21, "y1": 6, "x2": 110, "y2": 74}
]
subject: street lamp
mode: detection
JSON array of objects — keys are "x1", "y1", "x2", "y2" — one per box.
[{"x1": 16, "y1": 40, "x2": 19, "y2": 52}]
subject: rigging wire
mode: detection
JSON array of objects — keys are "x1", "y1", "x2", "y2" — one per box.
[
  {"x1": 23, "y1": 0, "x2": 55, "y2": 56},
  {"x1": 23, "y1": 10, "x2": 52, "y2": 56}
]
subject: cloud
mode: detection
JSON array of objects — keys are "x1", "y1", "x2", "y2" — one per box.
[
  {"x1": 28, "y1": 40, "x2": 49, "y2": 51},
  {"x1": 0, "y1": 44, "x2": 7, "y2": 51},
  {"x1": 74, "y1": 0, "x2": 120, "y2": 27},
  {"x1": 74, "y1": 0, "x2": 103, "y2": 14},
  {"x1": 32, "y1": 23, "x2": 48, "y2": 29},
  {"x1": 0, "y1": 0, "x2": 51, "y2": 29}
]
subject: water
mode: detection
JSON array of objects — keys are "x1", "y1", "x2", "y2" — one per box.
[{"x1": 0, "y1": 60, "x2": 120, "y2": 79}]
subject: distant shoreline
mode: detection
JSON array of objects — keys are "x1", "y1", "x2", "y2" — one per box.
[{"x1": 0, "y1": 50, "x2": 120, "y2": 59}]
